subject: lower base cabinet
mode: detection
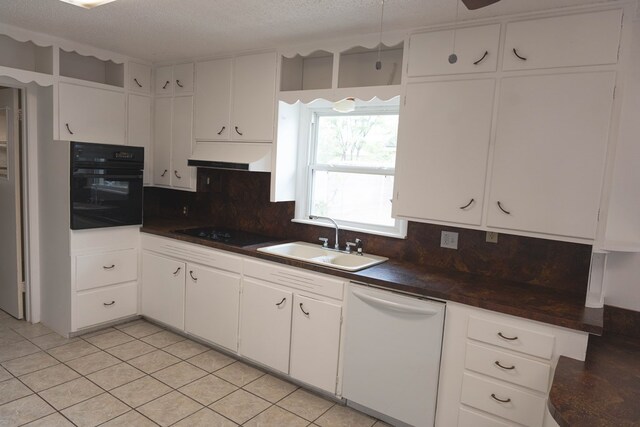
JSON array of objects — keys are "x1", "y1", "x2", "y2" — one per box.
[{"x1": 141, "y1": 251, "x2": 186, "y2": 330}]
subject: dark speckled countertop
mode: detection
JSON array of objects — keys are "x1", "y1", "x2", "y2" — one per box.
[{"x1": 141, "y1": 220, "x2": 603, "y2": 334}]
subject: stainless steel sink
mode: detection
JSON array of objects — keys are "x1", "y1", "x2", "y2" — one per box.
[{"x1": 257, "y1": 241, "x2": 388, "y2": 272}]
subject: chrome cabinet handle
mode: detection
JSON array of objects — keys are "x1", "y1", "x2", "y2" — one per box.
[
  {"x1": 491, "y1": 393, "x2": 511, "y2": 403},
  {"x1": 459, "y1": 198, "x2": 474, "y2": 210},
  {"x1": 189, "y1": 271, "x2": 197, "y2": 282},
  {"x1": 473, "y1": 51, "x2": 489, "y2": 65},
  {"x1": 103, "y1": 301, "x2": 115, "y2": 306},
  {"x1": 497, "y1": 201, "x2": 511, "y2": 215},
  {"x1": 172, "y1": 267, "x2": 181, "y2": 276},
  {"x1": 498, "y1": 332, "x2": 518, "y2": 341},
  {"x1": 217, "y1": 126, "x2": 226, "y2": 135},
  {"x1": 65, "y1": 123, "x2": 74, "y2": 135},
  {"x1": 299, "y1": 303, "x2": 310, "y2": 316},
  {"x1": 134, "y1": 78, "x2": 143, "y2": 88},
  {"x1": 174, "y1": 170, "x2": 181, "y2": 179},
  {"x1": 494, "y1": 361, "x2": 516, "y2": 370},
  {"x1": 235, "y1": 126, "x2": 243, "y2": 136},
  {"x1": 176, "y1": 79, "x2": 184, "y2": 88},
  {"x1": 160, "y1": 169, "x2": 168, "y2": 177},
  {"x1": 162, "y1": 80, "x2": 170, "y2": 89},
  {"x1": 102, "y1": 265, "x2": 115, "y2": 270},
  {"x1": 512, "y1": 48, "x2": 527, "y2": 61},
  {"x1": 275, "y1": 297, "x2": 286, "y2": 307}
]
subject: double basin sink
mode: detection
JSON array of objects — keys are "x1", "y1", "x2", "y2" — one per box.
[{"x1": 257, "y1": 241, "x2": 388, "y2": 272}]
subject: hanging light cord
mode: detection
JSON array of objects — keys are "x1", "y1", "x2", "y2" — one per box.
[
  {"x1": 449, "y1": 0, "x2": 461, "y2": 64},
  {"x1": 376, "y1": 0, "x2": 385, "y2": 70}
]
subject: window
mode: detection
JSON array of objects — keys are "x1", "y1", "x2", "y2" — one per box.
[{"x1": 295, "y1": 101, "x2": 406, "y2": 238}]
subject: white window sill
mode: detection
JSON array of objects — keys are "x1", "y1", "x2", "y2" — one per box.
[{"x1": 291, "y1": 218, "x2": 407, "y2": 240}]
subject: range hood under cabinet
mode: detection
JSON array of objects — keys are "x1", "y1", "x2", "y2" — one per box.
[{"x1": 188, "y1": 142, "x2": 272, "y2": 172}]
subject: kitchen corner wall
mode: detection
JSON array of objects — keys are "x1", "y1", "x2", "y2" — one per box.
[{"x1": 144, "y1": 168, "x2": 592, "y2": 296}]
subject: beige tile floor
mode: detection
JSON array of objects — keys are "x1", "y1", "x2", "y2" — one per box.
[{"x1": 0, "y1": 310, "x2": 391, "y2": 426}]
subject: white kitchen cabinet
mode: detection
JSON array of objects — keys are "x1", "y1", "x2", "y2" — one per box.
[
  {"x1": 76, "y1": 282, "x2": 138, "y2": 330},
  {"x1": 407, "y1": 24, "x2": 500, "y2": 76},
  {"x1": 394, "y1": 79, "x2": 495, "y2": 226},
  {"x1": 127, "y1": 94, "x2": 152, "y2": 184},
  {"x1": 487, "y1": 72, "x2": 616, "y2": 239},
  {"x1": 239, "y1": 278, "x2": 293, "y2": 373},
  {"x1": 195, "y1": 52, "x2": 277, "y2": 142},
  {"x1": 503, "y1": 9, "x2": 622, "y2": 71},
  {"x1": 58, "y1": 82, "x2": 125, "y2": 144},
  {"x1": 290, "y1": 294, "x2": 342, "y2": 393},
  {"x1": 128, "y1": 62, "x2": 151, "y2": 94},
  {"x1": 185, "y1": 263, "x2": 241, "y2": 352},
  {"x1": 155, "y1": 63, "x2": 194, "y2": 95},
  {"x1": 153, "y1": 95, "x2": 196, "y2": 191},
  {"x1": 141, "y1": 251, "x2": 185, "y2": 330},
  {"x1": 195, "y1": 58, "x2": 232, "y2": 140}
]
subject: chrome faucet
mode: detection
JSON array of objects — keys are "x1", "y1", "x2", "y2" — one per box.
[{"x1": 309, "y1": 215, "x2": 340, "y2": 250}]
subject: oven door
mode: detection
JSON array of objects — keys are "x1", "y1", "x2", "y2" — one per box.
[{"x1": 70, "y1": 168, "x2": 143, "y2": 230}]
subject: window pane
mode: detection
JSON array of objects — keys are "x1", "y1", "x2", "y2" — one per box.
[
  {"x1": 315, "y1": 114, "x2": 398, "y2": 168},
  {"x1": 310, "y1": 170, "x2": 395, "y2": 227}
]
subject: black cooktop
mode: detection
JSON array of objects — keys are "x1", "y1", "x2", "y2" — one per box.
[{"x1": 174, "y1": 227, "x2": 280, "y2": 247}]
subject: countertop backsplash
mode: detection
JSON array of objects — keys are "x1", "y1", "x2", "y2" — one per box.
[{"x1": 143, "y1": 168, "x2": 592, "y2": 295}]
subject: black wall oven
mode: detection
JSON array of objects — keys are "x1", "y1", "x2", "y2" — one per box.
[{"x1": 70, "y1": 142, "x2": 144, "y2": 230}]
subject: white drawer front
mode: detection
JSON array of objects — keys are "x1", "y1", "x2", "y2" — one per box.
[
  {"x1": 465, "y1": 342, "x2": 551, "y2": 393},
  {"x1": 243, "y1": 259, "x2": 344, "y2": 300},
  {"x1": 467, "y1": 316, "x2": 554, "y2": 359},
  {"x1": 76, "y1": 282, "x2": 137, "y2": 329},
  {"x1": 458, "y1": 407, "x2": 514, "y2": 427},
  {"x1": 461, "y1": 373, "x2": 545, "y2": 427},
  {"x1": 76, "y1": 249, "x2": 138, "y2": 291}
]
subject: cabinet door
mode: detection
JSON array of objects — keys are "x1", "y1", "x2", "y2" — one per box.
[
  {"x1": 128, "y1": 94, "x2": 152, "y2": 185},
  {"x1": 394, "y1": 79, "x2": 495, "y2": 226},
  {"x1": 239, "y1": 279, "x2": 292, "y2": 373},
  {"x1": 290, "y1": 294, "x2": 342, "y2": 393},
  {"x1": 153, "y1": 97, "x2": 172, "y2": 186},
  {"x1": 488, "y1": 72, "x2": 615, "y2": 239},
  {"x1": 141, "y1": 252, "x2": 185, "y2": 330},
  {"x1": 155, "y1": 66, "x2": 173, "y2": 95},
  {"x1": 195, "y1": 58, "x2": 232, "y2": 140},
  {"x1": 408, "y1": 24, "x2": 500, "y2": 77},
  {"x1": 503, "y1": 10, "x2": 622, "y2": 71},
  {"x1": 171, "y1": 95, "x2": 195, "y2": 190},
  {"x1": 185, "y1": 264, "x2": 240, "y2": 351},
  {"x1": 59, "y1": 82, "x2": 125, "y2": 144},
  {"x1": 173, "y1": 63, "x2": 195, "y2": 94},
  {"x1": 129, "y1": 62, "x2": 151, "y2": 94},
  {"x1": 232, "y1": 52, "x2": 277, "y2": 142}
]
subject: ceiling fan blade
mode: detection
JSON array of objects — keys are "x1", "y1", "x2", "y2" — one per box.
[{"x1": 461, "y1": 0, "x2": 501, "y2": 10}]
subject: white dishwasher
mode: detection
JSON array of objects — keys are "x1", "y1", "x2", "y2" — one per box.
[{"x1": 342, "y1": 283, "x2": 445, "y2": 427}]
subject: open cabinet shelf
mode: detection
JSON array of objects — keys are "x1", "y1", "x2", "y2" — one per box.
[
  {"x1": 59, "y1": 49, "x2": 124, "y2": 88},
  {"x1": 338, "y1": 43, "x2": 403, "y2": 88},
  {"x1": 0, "y1": 34, "x2": 53, "y2": 75},
  {"x1": 280, "y1": 50, "x2": 333, "y2": 91}
]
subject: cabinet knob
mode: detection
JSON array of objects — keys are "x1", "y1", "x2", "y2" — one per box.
[
  {"x1": 176, "y1": 79, "x2": 184, "y2": 88},
  {"x1": 299, "y1": 303, "x2": 310, "y2": 316},
  {"x1": 494, "y1": 361, "x2": 516, "y2": 370},
  {"x1": 160, "y1": 169, "x2": 168, "y2": 177},
  {"x1": 102, "y1": 264, "x2": 115, "y2": 270},
  {"x1": 189, "y1": 270, "x2": 198, "y2": 282},
  {"x1": 133, "y1": 78, "x2": 143, "y2": 88},
  {"x1": 497, "y1": 201, "x2": 511, "y2": 215},
  {"x1": 275, "y1": 297, "x2": 286, "y2": 307},
  {"x1": 497, "y1": 331, "x2": 518, "y2": 341},
  {"x1": 235, "y1": 126, "x2": 243, "y2": 136},
  {"x1": 217, "y1": 126, "x2": 226, "y2": 135},
  {"x1": 172, "y1": 267, "x2": 181, "y2": 276},
  {"x1": 174, "y1": 170, "x2": 182, "y2": 179},
  {"x1": 162, "y1": 80, "x2": 170, "y2": 89},
  {"x1": 459, "y1": 198, "x2": 475, "y2": 210},
  {"x1": 491, "y1": 393, "x2": 511, "y2": 403},
  {"x1": 103, "y1": 301, "x2": 115, "y2": 306},
  {"x1": 512, "y1": 48, "x2": 527, "y2": 61},
  {"x1": 65, "y1": 123, "x2": 74, "y2": 135},
  {"x1": 473, "y1": 51, "x2": 489, "y2": 65}
]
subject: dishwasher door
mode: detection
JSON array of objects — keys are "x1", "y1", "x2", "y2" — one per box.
[{"x1": 342, "y1": 283, "x2": 445, "y2": 427}]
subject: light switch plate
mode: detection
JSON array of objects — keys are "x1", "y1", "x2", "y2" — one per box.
[
  {"x1": 486, "y1": 232, "x2": 499, "y2": 243},
  {"x1": 441, "y1": 231, "x2": 458, "y2": 249}
]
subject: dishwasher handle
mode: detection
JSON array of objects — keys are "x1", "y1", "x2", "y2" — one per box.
[{"x1": 353, "y1": 290, "x2": 441, "y2": 316}]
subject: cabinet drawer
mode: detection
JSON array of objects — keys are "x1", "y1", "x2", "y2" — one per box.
[
  {"x1": 243, "y1": 259, "x2": 344, "y2": 300},
  {"x1": 76, "y1": 249, "x2": 138, "y2": 291},
  {"x1": 458, "y1": 407, "x2": 513, "y2": 427},
  {"x1": 76, "y1": 282, "x2": 137, "y2": 329},
  {"x1": 461, "y1": 373, "x2": 545, "y2": 427},
  {"x1": 467, "y1": 316, "x2": 554, "y2": 359},
  {"x1": 465, "y1": 342, "x2": 551, "y2": 392},
  {"x1": 503, "y1": 9, "x2": 622, "y2": 71}
]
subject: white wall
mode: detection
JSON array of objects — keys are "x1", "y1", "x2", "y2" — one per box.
[{"x1": 604, "y1": 15, "x2": 640, "y2": 311}]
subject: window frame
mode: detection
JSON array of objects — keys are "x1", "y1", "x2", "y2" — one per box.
[{"x1": 293, "y1": 103, "x2": 407, "y2": 239}]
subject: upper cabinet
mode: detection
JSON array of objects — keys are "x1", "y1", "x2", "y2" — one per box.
[
  {"x1": 487, "y1": 72, "x2": 616, "y2": 239},
  {"x1": 58, "y1": 82, "x2": 125, "y2": 144},
  {"x1": 127, "y1": 94, "x2": 152, "y2": 184},
  {"x1": 503, "y1": 10, "x2": 622, "y2": 71},
  {"x1": 407, "y1": 24, "x2": 500, "y2": 77},
  {"x1": 128, "y1": 62, "x2": 151, "y2": 94},
  {"x1": 195, "y1": 52, "x2": 277, "y2": 142},
  {"x1": 155, "y1": 63, "x2": 194, "y2": 96}
]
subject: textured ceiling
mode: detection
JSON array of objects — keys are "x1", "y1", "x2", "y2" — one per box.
[{"x1": 0, "y1": 0, "x2": 618, "y2": 62}]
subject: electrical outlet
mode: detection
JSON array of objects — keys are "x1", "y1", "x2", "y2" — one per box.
[
  {"x1": 441, "y1": 231, "x2": 459, "y2": 249},
  {"x1": 486, "y1": 231, "x2": 499, "y2": 244},
  {"x1": 182, "y1": 206, "x2": 189, "y2": 216}
]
